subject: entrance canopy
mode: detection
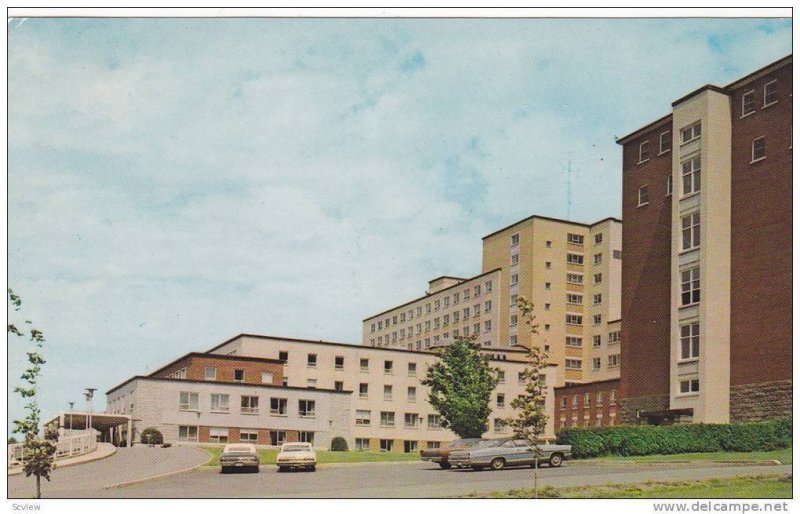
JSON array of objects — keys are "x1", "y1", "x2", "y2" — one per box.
[{"x1": 46, "y1": 411, "x2": 131, "y2": 432}]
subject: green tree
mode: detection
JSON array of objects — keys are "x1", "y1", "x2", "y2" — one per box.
[
  {"x1": 504, "y1": 296, "x2": 549, "y2": 497},
  {"x1": 8, "y1": 289, "x2": 56, "y2": 499},
  {"x1": 423, "y1": 337, "x2": 499, "y2": 438}
]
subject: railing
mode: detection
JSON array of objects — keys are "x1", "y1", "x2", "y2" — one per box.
[{"x1": 8, "y1": 429, "x2": 99, "y2": 469}]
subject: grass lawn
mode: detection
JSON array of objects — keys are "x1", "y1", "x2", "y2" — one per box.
[
  {"x1": 598, "y1": 447, "x2": 792, "y2": 465},
  {"x1": 201, "y1": 446, "x2": 419, "y2": 467},
  {"x1": 469, "y1": 474, "x2": 792, "y2": 499}
]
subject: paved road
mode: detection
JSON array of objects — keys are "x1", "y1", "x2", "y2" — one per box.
[
  {"x1": 8, "y1": 446, "x2": 210, "y2": 498},
  {"x1": 20, "y1": 458, "x2": 789, "y2": 498}
]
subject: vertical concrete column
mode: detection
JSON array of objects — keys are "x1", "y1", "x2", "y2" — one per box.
[{"x1": 127, "y1": 419, "x2": 133, "y2": 447}]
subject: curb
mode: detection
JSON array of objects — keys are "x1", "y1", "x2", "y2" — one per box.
[
  {"x1": 8, "y1": 445, "x2": 118, "y2": 476},
  {"x1": 102, "y1": 447, "x2": 214, "y2": 489}
]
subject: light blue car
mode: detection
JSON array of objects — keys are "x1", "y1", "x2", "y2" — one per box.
[{"x1": 447, "y1": 438, "x2": 572, "y2": 470}]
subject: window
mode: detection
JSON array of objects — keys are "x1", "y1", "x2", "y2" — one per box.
[
  {"x1": 210, "y1": 393, "x2": 229, "y2": 413},
  {"x1": 335, "y1": 356, "x2": 344, "y2": 370},
  {"x1": 282, "y1": 377, "x2": 288, "y2": 386},
  {"x1": 463, "y1": 289, "x2": 470, "y2": 300},
  {"x1": 380, "y1": 411, "x2": 395, "y2": 427},
  {"x1": 608, "y1": 331, "x2": 621, "y2": 344},
  {"x1": 405, "y1": 362, "x2": 417, "y2": 376},
  {"x1": 565, "y1": 359, "x2": 582, "y2": 370},
  {"x1": 681, "y1": 211, "x2": 701, "y2": 251},
  {"x1": 566, "y1": 273, "x2": 583, "y2": 284},
  {"x1": 638, "y1": 185, "x2": 649, "y2": 206},
  {"x1": 610, "y1": 390, "x2": 617, "y2": 404},
  {"x1": 434, "y1": 300, "x2": 440, "y2": 311},
  {"x1": 567, "y1": 294, "x2": 582, "y2": 305},
  {"x1": 659, "y1": 131, "x2": 671, "y2": 154},
  {"x1": 209, "y1": 427, "x2": 228, "y2": 443},
  {"x1": 485, "y1": 280, "x2": 493, "y2": 292},
  {"x1": 463, "y1": 307, "x2": 470, "y2": 319},
  {"x1": 638, "y1": 140, "x2": 650, "y2": 163},
  {"x1": 681, "y1": 122, "x2": 701, "y2": 143},
  {"x1": 299, "y1": 431, "x2": 314, "y2": 444},
  {"x1": 613, "y1": 250, "x2": 622, "y2": 260},
  {"x1": 474, "y1": 285, "x2": 481, "y2": 296},
  {"x1": 752, "y1": 137, "x2": 766, "y2": 162},
  {"x1": 204, "y1": 367, "x2": 217, "y2": 380},
  {"x1": 234, "y1": 369, "x2": 245, "y2": 382},
  {"x1": 682, "y1": 156, "x2": 701, "y2": 195},
  {"x1": 593, "y1": 293, "x2": 602, "y2": 305},
  {"x1": 764, "y1": 80, "x2": 778, "y2": 106},
  {"x1": 572, "y1": 396, "x2": 578, "y2": 407},
  {"x1": 358, "y1": 383, "x2": 369, "y2": 398},
  {"x1": 566, "y1": 336, "x2": 582, "y2": 347},
  {"x1": 179, "y1": 392, "x2": 199, "y2": 411},
  {"x1": 680, "y1": 378, "x2": 700, "y2": 394},
  {"x1": 566, "y1": 314, "x2": 582, "y2": 325},
  {"x1": 593, "y1": 314, "x2": 602, "y2": 325},
  {"x1": 380, "y1": 439, "x2": 393, "y2": 452},
  {"x1": 510, "y1": 293, "x2": 518, "y2": 305},
  {"x1": 566, "y1": 253, "x2": 583, "y2": 265},
  {"x1": 593, "y1": 253, "x2": 602, "y2": 265},
  {"x1": 241, "y1": 396, "x2": 259, "y2": 414},
  {"x1": 560, "y1": 397, "x2": 567, "y2": 410},
  {"x1": 425, "y1": 321, "x2": 431, "y2": 331},
  {"x1": 384, "y1": 360, "x2": 393, "y2": 374},
  {"x1": 494, "y1": 418, "x2": 507, "y2": 433},
  {"x1": 485, "y1": 300, "x2": 492, "y2": 313},
  {"x1": 742, "y1": 90, "x2": 756, "y2": 116},
  {"x1": 594, "y1": 233, "x2": 603, "y2": 245},
  {"x1": 306, "y1": 378, "x2": 317, "y2": 389},
  {"x1": 355, "y1": 410, "x2": 371, "y2": 426},
  {"x1": 544, "y1": 324, "x2": 550, "y2": 331},
  {"x1": 427, "y1": 414, "x2": 442, "y2": 430},
  {"x1": 407, "y1": 386, "x2": 416, "y2": 403},
  {"x1": 584, "y1": 393, "x2": 591, "y2": 407},
  {"x1": 592, "y1": 357, "x2": 601, "y2": 370},
  {"x1": 596, "y1": 392, "x2": 604, "y2": 405},
  {"x1": 497, "y1": 370, "x2": 505, "y2": 383},
  {"x1": 517, "y1": 372, "x2": 526, "y2": 385},
  {"x1": 168, "y1": 368, "x2": 187, "y2": 379},
  {"x1": 497, "y1": 393, "x2": 505, "y2": 408},
  {"x1": 681, "y1": 267, "x2": 700, "y2": 306},
  {"x1": 239, "y1": 430, "x2": 258, "y2": 442},
  {"x1": 473, "y1": 304, "x2": 480, "y2": 317},
  {"x1": 593, "y1": 335, "x2": 601, "y2": 347},
  {"x1": 259, "y1": 371, "x2": 274, "y2": 384},
  {"x1": 404, "y1": 413, "x2": 418, "y2": 428},
  {"x1": 511, "y1": 233, "x2": 520, "y2": 246},
  {"x1": 355, "y1": 438, "x2": 370, "y2": 451},
  {"x1": 269, "y1": 397, "x2": 288, "y2": 416},
  {"x1": 426, "y1": 303, "x2": 431, "y2": 314},
  {"x1": 667, "y1": 174, "x2": 673, "y2": 196},
  {"x1": 334, "y1": 381, "x2": 344, "y2": 392},
  {"x1": 443, "y1": 314, "x2": 449, "y2": 326},
  {"x1": 511, "y1": 273, "x2": 519, "y2": 285},
  {"x1": 681, "y1": 322, "x2": 700, "y2": 360},
  {"x1": 360, "y1": 358, "x2": 369, "y2": 372},
  {"x1": 299, "y1": 400, "x2": 316, "y2": 418},
  {"x1": 567, "y1": 233, "x2": 584, "y2": 245},
  {"x1": 270, "y1": 431, "x2": 287, "y2": 446},
  {"x1": 383, "y1": 385, "x2": 393, "y2": 401},
  {"x1": 307, "y1": 354, "x2": 317, "y2": 368},
  {"x1": 484, "y1": 320, "x2": 492, "y2": 332},
  {"x1": 453, "y1": 292, "x2": 460, "y2": 304},
  {"x1": 545, "y1": 261, "x2": 551, "y2": 269},
  {"x1": 608, "y1": 354, "x2": 620, "y2": 367},
  {"x1": 178, "y1": 426, "x2": 198, "y2": 442},
  {"x1": 473, "y1": 323, "x2": 480, "y2": 335}
]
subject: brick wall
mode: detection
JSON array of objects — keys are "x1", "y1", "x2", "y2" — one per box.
[
  {"x1": 152, "y1": 354, "x2": 284, "y2": 386},
  {"x1": 555, "y1": 379, "x2": 621, "y2": 430}
]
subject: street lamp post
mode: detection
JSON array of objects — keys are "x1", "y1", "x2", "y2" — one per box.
[
  {"x1": 68, "y1": 402, "x2": 75, "y2": 431},
  {"x1": 84, "y1": 388, "x2": 97, "y2": 433}
]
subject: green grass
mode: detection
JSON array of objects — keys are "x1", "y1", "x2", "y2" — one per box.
[
  {"x1": 469, "y1": 474, "x2": 792, "y2": 499},
  {"x1": 597, "y1": 447, "x2": 792, "y2": 465},
  {"x1": 201, "y1": 446, "x2": 419, "y2": 467}
]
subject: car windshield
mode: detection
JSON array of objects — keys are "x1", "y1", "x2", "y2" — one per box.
[
  {"x1": 282, "y1": 444, "x2": 311, "y2": 452},
  {"x1": 223, "y1": 445, "x2": 255, "y2": 454}
]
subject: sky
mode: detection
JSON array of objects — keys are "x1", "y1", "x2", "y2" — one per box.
[{"x1": 6, "y1": 15, "x2": 792, "y2": 431}]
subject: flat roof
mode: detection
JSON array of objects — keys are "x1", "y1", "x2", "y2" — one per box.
[
  {"x1": 554, "y1": 377, "x2": 621, "y2": 391},
  {"x1": 107, "y1": 375, "x2": 353, "y2": 396},
  {"x1": 362, "y1": 268, "x2": 503, "y2": 321},
  {"x1": 147, "y1": 351, "x2": 284, "y2": 379},
  {"x1": 481, "y1": 215, "x2": 622, "y2": 241}
]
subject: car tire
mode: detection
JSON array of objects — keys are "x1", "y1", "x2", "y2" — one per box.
[
  {"x1": 252, "y1": 466, "x2": 260, "y2": 473},
  {"x1": 438, "y1": 462, "x2": 452, "y2": 469},
  {"x1": 549, "y1": 453, "x2": 563, "y2": 468},
  {"x1": 489, "y1": 458, "x2": 506, "y2": 471},
  {"x1": 220, "y1": 468, "x2": 228, "y2": 474},
  {"x1": 309, "y1": 465, "x2": 316, "y2": 472},
  {"x1": 277, "y1": 466, "x2": 286, "y2": 473}
]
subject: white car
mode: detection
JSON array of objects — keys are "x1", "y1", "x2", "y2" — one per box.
[{"x1": 276, "y1": 442, "x2": 317, "y2": 472}]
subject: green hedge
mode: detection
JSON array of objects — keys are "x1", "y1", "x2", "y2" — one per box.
[{"x1": 556, "y1": 418, "x2": 791, "y2": 458}]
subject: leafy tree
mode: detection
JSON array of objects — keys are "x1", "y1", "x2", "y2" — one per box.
[
  {"x1": 9, "y1": 289, "x2": 57, "y2": 499},
  {"x1": 423, "y1": 336, "x2": 499, "y2": 438},
  {"x1": 504, "y1": 296, "x2": 549, "y2": 497},
  {"x1": 8, "y1": 437, "x2": 18, "y2": 445}
]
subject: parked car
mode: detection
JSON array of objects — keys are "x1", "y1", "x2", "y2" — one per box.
[
  {"x1": 448, "y1": 438, "x2": 572, "y2": 470},
  {"x1": 220, "y1": 443, "x2": 260, "y2": 473},
  {"x1": 420, "y1": 438, "x2": 483, "y2": 469},
  {"x1": 276, "y1": 442, "x2": 317, "y2": 472}
]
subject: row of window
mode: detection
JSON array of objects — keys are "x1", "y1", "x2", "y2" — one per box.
[
  {"x1": 359, "y1": 384, "x2": 418, "y2": 402},
  {"x1": 565, "y1": 331, "x2": 621, "y2": 348},
  {"x1": 177, "y1": 426, "x2": 314, "y2": 445},
  {"x1": 307, "y1": 355, "x2": 418, "y2": 376},
  {"x1": 168, "y1": 367, "x2": 275, "y2": 384},
  {"x1": 179, "y1": 392, "x2": 317, "y2": 418},
  {"x1": 741, "y1": 80, "x2": 779, "y2": 117},
  {"x1": 559, "y1": 413, "x2": 617, "y2": 429},
  {"x1": 560, "y1": 389, "x2": 618, "y2": 409},
  {"x1": 372, "y1": 320, "x2": 494, "y2": 348},
  {"x1": 564, "y1": 354, "x2": 620, "y2": 371},
  {"x1": 354, "y1": 439, "x2": 440, "y2": 453},
  {"x1": 355, "y1": 410, "x2": 443, "y2": 429},
  {"x1": 369, "y1": 281, "x2": 495, "y2": 332},
  {"x1": 373, "y1": 302, "x2": 494, "y2": 337},
  {"x1": 565, "y1": 313, "x2": 605, "y2": 326},
  {"x1": 512, "y1": 232, "x2": 606, "y2": 248}
]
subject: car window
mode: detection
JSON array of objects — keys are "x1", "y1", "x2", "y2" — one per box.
[
  {"x1": 474, "y1": 439, "x2": 504, "y2": 449},
  {"x1": 501, "y1": 440, "x2": 515, "y2": 448},
  {"x1": 514, "y1": 440, "x2": 531, "y2": 447}
]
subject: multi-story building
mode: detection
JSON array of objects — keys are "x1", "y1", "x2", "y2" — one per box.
[
  {"x1": 617, "y1": 55, "x2": 792, "y2": 425},
  {"x1": 364, "y1": 215, "x2": 622, "y2": 388},
  {"x1": 107, "y1": 334, "x2": 559, "y2": 450}
]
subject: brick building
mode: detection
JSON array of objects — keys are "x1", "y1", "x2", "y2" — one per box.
[
  {"x1": 616, "y1": 55, "x2": 792, "y2": 424},
  {"x1": 554, "y1": 379, "x2": 620, "y2": 430}
]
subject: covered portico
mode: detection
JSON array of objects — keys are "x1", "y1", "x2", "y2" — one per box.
[{"x1": 46, "y1": 412, "x2": 133, "y2": 447}]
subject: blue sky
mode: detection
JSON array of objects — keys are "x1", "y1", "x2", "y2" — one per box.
[{"x1": 7, "y1": 16, "x2": 791, "y2": 430}]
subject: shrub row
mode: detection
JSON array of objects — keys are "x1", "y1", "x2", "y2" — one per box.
[{"x1": 556, "y1": 418, "x2": 791, "y2": 458}]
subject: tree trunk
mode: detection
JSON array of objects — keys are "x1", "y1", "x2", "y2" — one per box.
[{"x1": 36, "y1": 474, "x2": 41, "y2": 499}]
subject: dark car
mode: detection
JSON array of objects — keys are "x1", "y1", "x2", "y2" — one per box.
[{"x1": 419, "y1": 438, "x2": 483, "y2": 469}]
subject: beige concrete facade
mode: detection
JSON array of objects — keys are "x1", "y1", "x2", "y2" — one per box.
[{"x1": 207, "y1": 334, "x2": 559, "y2": 447}]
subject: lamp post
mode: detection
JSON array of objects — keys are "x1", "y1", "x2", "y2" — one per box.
[
  {"x1": 84, "y1": 388, "x2": 97, "y2": 433},
  {"x1": 68, "y1": 402, "x2": 75, "y2": 431}
]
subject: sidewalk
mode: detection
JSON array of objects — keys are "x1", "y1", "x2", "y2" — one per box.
[{"x1": 8, "y1": 443, "x2": 117, "y2": 476}]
